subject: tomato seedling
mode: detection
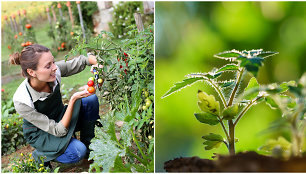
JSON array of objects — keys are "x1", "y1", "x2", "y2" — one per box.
[{"x1": 163, "y1": 49, "x2": 279, "y2": 155}]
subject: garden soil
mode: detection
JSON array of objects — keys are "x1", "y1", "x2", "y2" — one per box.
[{"x1": 164, "y1": 151, "x2": 306, "y2": 172}]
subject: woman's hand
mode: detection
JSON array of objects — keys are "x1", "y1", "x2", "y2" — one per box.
[
  {"x1": 71, "y1": 88, "x2": 94, "y2": 101},
  {"x1": 88, "y1": 54, "x2": 103, "y2": 74}
]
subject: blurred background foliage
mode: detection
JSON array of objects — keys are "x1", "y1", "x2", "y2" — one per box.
[{"x1": 156, "y1": 1, "x2": 306, "y2": 172}]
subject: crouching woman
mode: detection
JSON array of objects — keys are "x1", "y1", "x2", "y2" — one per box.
[{"x1": 10, "y1": 44, "x2": 100, "y2": 165}]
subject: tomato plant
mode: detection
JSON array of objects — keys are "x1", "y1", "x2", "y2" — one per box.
[
  {"x1": 260, "y1": 73, "x2": 306, "y2": 158},
  {"x1": 1, "y1": 90, "x2": 26, "y2": 155},
  {"x1": 163, "y1": 49, "x2": 281, "y2": 155},
  {"x1": 110, "y1": 2, "x2": 153, "y2": 38},
  {"x1": 67, "y1": 25, "x2": 154, "y2": 172}
]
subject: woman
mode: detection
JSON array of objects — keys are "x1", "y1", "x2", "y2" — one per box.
[{"x1": 10, "y1": 44, "x2": 100, "y2": 165}]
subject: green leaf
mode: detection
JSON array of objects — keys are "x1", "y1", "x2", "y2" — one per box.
[
  {"x1": 217, "y1": 64, "x2": 239, "y2": 73},
  {"x1": 188, "y1": 71, "x2": 222, "y2": 80},
  {"x1": 244, "y1": 77, "x2": 260, "y2": 100},
  {"x1": 288, "y1": 85, "x2": 302, "y2": 97},
  {"x1": 197, "y1": 90, "x2": 220, "y2": 115},
  {"x1": 53, "y1": 167, "x2": 60, "y2": 173},
  {"x1": 219, "y1": 80, "x2": 235, "y2": 88},
  {"x1": 112, "y1": 155, "x2": 131, "y2": 172},
  {"x1": 120, "y1": 123, "x2": 132, "y2": 147},
  {"x1": 194, "y1": 112, "x2": 219, "y2": 125},
  {"x1": 239, "y1": 57, "x2": 264, "y2": 77},
  {"x1": 214, "y1": 50, "x2": 243, "y2": 61},
  {"x1": 203, "y1": 140, "x2": 222, "y2": 150},
  {"x1": 202, "y1": 133, "x2": 223, "y2": 142},
  {"x1": 279, "y1": 81, "x2": 296, "y2": 93},
  {"x1": 265, "y1": 96, "x2": 279, "y2": 109},
  {"x1": 162, "y1": 77, "x2": 205, "y2": 98},
  {"x1": 259, "y1": 137, "x2": 291, "y2": 157},
  {"x1": 89, "y1": 128, "x2": 125, "y2": 173},
  {"x1": 256, "y1": 51, "x2": 278, "y2": 58},
  {"x1": 222, "y1": 104, "x2": 239, "y2": 120}
]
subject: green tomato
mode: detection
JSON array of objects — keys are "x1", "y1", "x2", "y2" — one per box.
[
  {"x1": 142, "y1": 105, "x2": 148, "y2": 110},
  {"x1": 143, "y1": 91, "x2": 149, "y2": 97},
  {"x1": 148, "y1": 135, "x2": 153, "y2": 140},
  {"x1": 145, "y1": 99, "x2": 152, "y2": 107}
]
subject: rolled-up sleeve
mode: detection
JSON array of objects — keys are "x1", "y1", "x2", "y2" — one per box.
[
  {"x1": 14, "y1": 101, "x2": 68, "y2": 137},
  {"x1": 56, "y1": 55, "x2": 90, "y2": 77}
]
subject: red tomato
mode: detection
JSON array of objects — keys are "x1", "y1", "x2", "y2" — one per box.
[
  {"x1": 25, "y1": 24, "x2": 31, "y2": 29},
  {"x1": 87, "y1": 86, "x2": 95, "y2": 93},
  {"x1": 87, "y1": 80, "x2": 94, "y2": 87},
  {"x1": 21, "y1": 43, "x2": 26, "y2": 47},
  {"x1": 14, "y1": 35, "x2": 18, "y2": 39},
  {"x1": 19, "y1": 32, "x2": 22, "y2": 36},
  {"x1": 61, "y1": 42, "x2": 65, "y2": 48},
  {"x1": 124, "y1": 52, "x2": 128, "y2": 57},
  {"x1": 8, "y1": 45, "x2": 11, "y2": 49}
]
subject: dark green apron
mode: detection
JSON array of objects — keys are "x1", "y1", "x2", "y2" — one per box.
[{"x1": 23, "y1": 82, "x2": 81, "y2": 162}]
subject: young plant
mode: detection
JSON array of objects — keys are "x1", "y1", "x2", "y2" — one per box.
[
  {"x1": 260, "y1": 73, "x2": 306, "y2": 158},
  {"x1": 162, "y1": 49, "x2": 278, "y2": 155}
]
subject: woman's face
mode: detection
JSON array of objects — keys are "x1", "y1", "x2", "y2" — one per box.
[{"x1": 34, "y1": 51, "x2": 57, "y2": 82}]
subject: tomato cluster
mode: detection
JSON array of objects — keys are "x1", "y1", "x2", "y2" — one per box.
[
  {"x1": 142, "y1": 89, "x2": 152, "y2": 110},
  {"x1": 21, "y1": 41, "x2": 33, "y2": 47},
  {"x1": 118, "y1": 52, "x2": 129, "y2": 75},
  {"x1": 87, "y1": 70, "x2": 104, "y2": 93}
]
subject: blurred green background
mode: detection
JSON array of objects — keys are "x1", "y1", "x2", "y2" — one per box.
[{"x1": 155, "y1": 1, "x2": 306, "y2": 172}]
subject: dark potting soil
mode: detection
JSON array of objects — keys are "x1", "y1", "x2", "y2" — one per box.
[{"x1": 164, "y1": 151, "x2": 306, "y2": 172}]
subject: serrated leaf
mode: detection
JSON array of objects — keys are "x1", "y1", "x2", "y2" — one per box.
[
  {"x1": 217, "y1": 64, "x2": 239, "y2": 73},
  {"x1": 194, "y1": 112, "x2": 219, "y2": 125},
  {"x1": 188, "y1": 71, "x2": 222, "y2": 80},
  {"x1": 239, "y1": 57, "x2": 265, "y2": 77},
  {"x1": 203, "y1": 140, "x2": 222, "y2": 150},
  {"x1": 120, "y1": 123, "x2": 132, "y2": 147},
  {"x1": 218, "y1": 80, "x2": 235, "y2": 88},
  {"x1": 112, "y1": 155, "x2": 131, "y2": 172},
  {"x1": 256, "y1": 51, "x2": 278, "y2": 58},
  {"x1": 265, "y1": 96, "x2": 279, "y2": 109},
  {"x1": 202, "y1": 133, "x2": 223, "y2": 142},
  {"x1": 89, "y1": 128, "x2": 125, "y2": 173},
  {"x1": 222, "y1": 104, "x2": 239, "y2": 120},
  {"x1": 214, "y1": 50, "x2": 243, "y2": 61},
  {"x1": 197, "y1": 90, "x2": 220, "y2": 115},
  {"x1": 162, "y1": 77, "x2": 205, "y2": 98},
  {"x1": 244, "y1": 77, "x2": 260, "y2": 100}
]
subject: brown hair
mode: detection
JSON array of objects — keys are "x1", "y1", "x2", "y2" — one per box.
[{"x1": 9, "y1": 44, "x2": 50, "y2": 78}]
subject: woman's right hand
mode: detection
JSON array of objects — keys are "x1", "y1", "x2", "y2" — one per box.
[{"x1": 71, "y1": 88, "x2": 94, "y2": 101}]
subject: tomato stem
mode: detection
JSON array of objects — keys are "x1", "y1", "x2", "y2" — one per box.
[{"x1": 131, "y1": 128, "x2": 147, "y2": 162}]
